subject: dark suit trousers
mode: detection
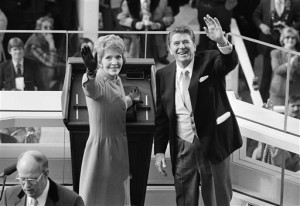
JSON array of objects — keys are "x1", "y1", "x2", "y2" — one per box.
[{"x1": 174, "y1": 136, "x2": 232, "y2": 206}]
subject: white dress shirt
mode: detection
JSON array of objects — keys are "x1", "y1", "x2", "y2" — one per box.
[{"x1": 27, "y1": 179, "x2": 49, "y2": 206}]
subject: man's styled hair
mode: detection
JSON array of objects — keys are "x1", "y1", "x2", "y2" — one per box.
[
  {"x1": 7, "y1": 37, "x2": 24, "y2": 52},
  {"x1": 167, "y1": 25, "x2": 196, "y2": 46}
]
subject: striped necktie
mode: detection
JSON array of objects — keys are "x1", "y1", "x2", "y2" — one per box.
[
  {"x1": 180, "y1": 69, "x2": 192, "y2": 112},
  {"x1": 16, "y1": 63, "x2": 22, "y2": 77}
]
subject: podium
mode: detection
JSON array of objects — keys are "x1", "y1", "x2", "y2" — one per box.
[{"x1": 61, "y1": 57, "x2": 156, "y2": 206}]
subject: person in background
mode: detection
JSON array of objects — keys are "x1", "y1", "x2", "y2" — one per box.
[
  {"x1": 0, "y1": 9, "x2": 8, "y2": 63},
  {"x1": 24, "y1": 15, "x2": 58, "y2": 91},
  {"x1": 288, "y1": 95, "x2": 300, "y2": 119},
  {"x1": 0, "y1": 150, "x2": 84, "y2": 206},
  {"x1": 79, "y1": 34, "x2": 140, "y2": 206},
  {"x1": 0, "y1": 37, "x2": 45, "y2": 91},
  {"x1": 154, "y1": 16, "x2": 242, "y2": 206},
  {"x1": 117, "y1": 0, "x2": 140, "y2": 58},
  {"x1": 194, "y1": 0, "x2": 238, "y2": 51},
  {"x1": 99, "y1": 0, "x2": 123, "y2": 31},
  {"x1": 252, "y1": 0, "x2": 300, "y2": 102},
  {"x1": 121, "y1": 0, "x2": 174, "y2": 64},
  {"x1": 251, "y1": 96, "x2": 300, "y2": 172},
  {"x1": 269, "y1": 27, "x2": 300, "y2": 105}
]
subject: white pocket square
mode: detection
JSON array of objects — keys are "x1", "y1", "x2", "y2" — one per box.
[
  {"x1": 216, "y1": 112, "x2": 231, "y2": 125},
  {"x1": 199, "y1": 75, "x2": 209, "y2": 82}
]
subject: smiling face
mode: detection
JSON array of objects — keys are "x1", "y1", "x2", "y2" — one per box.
[
  {"x1": 9, "y1": 47, "x2": 24, "y2": 62},
  {"x1": 100, "y1": 47, "x2": 124, "y2": 77},
  {"x1": 283, "y1": 34, "x2": 297, "y2": 49},
  {"x1": 168, "y1": 33, "x2": 196, "y2": 68}
]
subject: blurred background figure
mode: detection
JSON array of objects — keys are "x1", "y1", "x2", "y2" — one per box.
[
  {"x1": 24, "y1": 15, "x2": 58, "y2": 91},
  {"x1": 122, "y1": 0, "x2": 174, "y2": 64},
  {"x1": 194, "y1": 0, "x2": 238, "y2": 51},
  {"x1": 288, "y1": 95, "x2": 300, "y2": 119},
  {"x1": 269, "y1": 27, "x2": 300, "y2": 106},
  {"x1": 99, "y1": 0, "x2": 123, "y2": 31},
  {"x1": 0, "y1": 37, "x2": 45, "y2": 91},
  {"x1": 252, "y1": 0, "x2": 300, "y2": 102},
  {"x1": 251, "y1": 96, "x2": 300, "y2": 172},
  {"x1": 73, "y1": 37, "x2": 94, "y2": 57},
  {"x1": 117, "y1": 0, "x2": 140, "y2": 58},
  {"x1": 0, "y1": 9, "x2": 8, "y2": 63}
]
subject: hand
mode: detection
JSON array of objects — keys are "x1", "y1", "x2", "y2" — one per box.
[
  {"x1": 44, "y1": 33, "x2": 56, "y2": 49},
  {"x1": 81, "y1": 45, "x2": 97, "y2": 71},
  {"x1": 162, "y1": 16, "x2": 174, "y2": 27},
  {"x1": 129, "y1": 87, "x2": 140, "y2": 102},
  {"x1": 203, "y1": 15, "x2": 227, "y2": 46},
  {"x1": 155, "y1": 153, "x2": 167, "y2": 177},
  {"x1": 135, "y1": 21, "x2": 144, "y2": 30},
  {"x1": 150, "y1": 22, "x2": 161, "y2": 30},
  {"x1": 290, "y1": 55, "x2": 300, "y2": 66},
  {"x1": 259, "y1": 23, "x2": 271, "y2": 35}
]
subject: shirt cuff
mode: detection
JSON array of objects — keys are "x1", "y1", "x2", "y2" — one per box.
[{"x1": 217, "y1": 41, "x2": 233, "y2": 55}]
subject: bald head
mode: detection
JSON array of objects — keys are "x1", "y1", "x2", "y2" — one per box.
[
  {"x1": 17, "y1": 150, "x2": 48, "y2": 173},
  {"x1": 16, "y1": 150, "x2": 49, "y2": 198}
]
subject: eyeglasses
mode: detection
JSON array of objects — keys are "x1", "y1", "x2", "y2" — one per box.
[
  {"x1": 16, "y1": 172, "x2": 44, "y2": 185},
  {"x1": 285, "y1": 36, "x2": 296, "y2": 40},
  {"x1": 41, "y1": 25, "x2": 53, "y2": 30}
]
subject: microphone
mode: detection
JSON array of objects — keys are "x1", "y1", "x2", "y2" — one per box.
[{"x1": 0, "y1": 163, "x2": 17, "y2": 178}]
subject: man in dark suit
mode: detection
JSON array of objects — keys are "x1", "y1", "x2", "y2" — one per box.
[
  {"x1": 0, "y1": 37, "x2": 45, "y2": 91},
  {"x1": 0, "y1": 150, "x2": 84, "y2": 206},
  {"x1": 154, "y1": 15, "x2": 242, "y2": 206}
]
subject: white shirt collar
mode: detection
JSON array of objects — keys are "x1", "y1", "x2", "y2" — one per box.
[
  {"x1": 27, "y1": 179, "x2": 50, "y2": 206},
  {"x1": 176, "y1": 58, "x2": 194, "y2": 80},
  {"x1": 12, "y1": 59, "x2": 24, "y2": 68}
]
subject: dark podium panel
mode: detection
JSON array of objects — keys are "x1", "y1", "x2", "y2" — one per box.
[{"x1": 61, "y1": 57, "x2": 156, "y2": 206}]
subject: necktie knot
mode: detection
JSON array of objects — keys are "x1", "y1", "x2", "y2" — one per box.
[
  {"x1": 30, "y1": 198, "x2": 38, "y2": 206},
  {"x1": 182, "y1": 69, "x2": 189, "y2": 78}
]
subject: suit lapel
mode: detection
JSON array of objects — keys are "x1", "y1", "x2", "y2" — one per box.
[
  {"x1": 189, "y1": 56, "x2": 204, "y2": 113},
  {"x1": 45, "y1": 178, "x2": 59, "y2": 206},
  {"x1": 164, "y1": 62, "x2": 176, "y2": 119},
  {"x1": 13, "y1": 187, "x2": 26, "y2": 206}
]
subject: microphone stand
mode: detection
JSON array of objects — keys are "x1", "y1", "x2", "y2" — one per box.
[{"x1": 0, "y1": 175, "x2": 7, "y2": 201}]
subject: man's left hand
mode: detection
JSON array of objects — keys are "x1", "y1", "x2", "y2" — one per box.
[{"x1": 203, "y1": 14, "x2": 227, "y2": 46}]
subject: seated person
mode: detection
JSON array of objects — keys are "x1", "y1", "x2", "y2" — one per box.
[
  {"x1": 0, "y1": 37, "x2": 45, "y2": 91},
  {"x1": 0, "y1": 150, "x2": 85, "y2": 206},
  {"x1": 24, "y1": 16, "x2": 58, "y2": 90}
]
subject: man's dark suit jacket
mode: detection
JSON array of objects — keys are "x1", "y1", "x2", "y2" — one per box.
[
  {"x1": 0, "y1": 57, "x2": 45, "y2": 90},
  {"x1": 154, "y1": 48, "x2": 243, "y2": 174},
  {"x1": 0, "y1": 178, "x2": 84, "y2": 206}
]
